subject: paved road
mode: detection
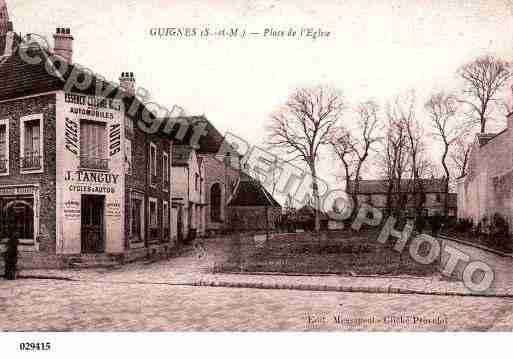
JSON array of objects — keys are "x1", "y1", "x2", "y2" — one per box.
[
  {"x1": 1, "y1": 278, "x2": 513, "y2": 331},
  {"x1": 2, "y1": 235, "x2": 513, "y2": 331}
]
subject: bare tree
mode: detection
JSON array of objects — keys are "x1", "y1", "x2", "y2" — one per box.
[
  {"x1": 425, "y1": 92, "x2": 461, "y2": 216},
  {"x1": 457, "y1": 55, "x2": 511, "y2": 133},
  {"x1": 378, "y1": 98, "x2": 410, "y2": 216},
  {"x1": 450, "y1": 134, "x2": 473, "y2": 179},
  {"x1": 330, "y1": 100, "x2": 381, "y2": 209},
  {"x1": 267, "y1": 86, "x2": 345, "y2": 232}
]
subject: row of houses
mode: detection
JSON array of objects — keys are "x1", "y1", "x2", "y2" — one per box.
[{"x1": 0, "y1": 2, "x2": 282, "y2": 268}]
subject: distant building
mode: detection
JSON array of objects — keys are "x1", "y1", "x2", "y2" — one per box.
[
  {"x1": 348, "y1": 179, "x2": 455, "y2": 217},
  {"x1": 457, "y1": 115, "x2": 513, "y2": 229},
  {"x1": 293, "y1": 205, "x2": 330, "y2": 231},
  {"x1": 227, "y1": 173, "x2": 282, "y2": 232},
  {"x1": 171, "y1": 145, "x2": 206, "y2": 241},
  {"x1": 171, "y1": 116, "x2": 242, "y2": 235}
]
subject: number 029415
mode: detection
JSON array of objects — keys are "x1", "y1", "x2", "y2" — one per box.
[{"x1": 19, "y1": 342, "x2": 51, "y2": 351}]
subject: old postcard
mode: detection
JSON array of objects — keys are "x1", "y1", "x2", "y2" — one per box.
[{"x1": 1, "y1": 0, "x2": 513, "y2": 355}]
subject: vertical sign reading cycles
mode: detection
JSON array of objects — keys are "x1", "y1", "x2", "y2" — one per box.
[{"x1": 56, "y1": 92, "x2": 125, "y2": 254}]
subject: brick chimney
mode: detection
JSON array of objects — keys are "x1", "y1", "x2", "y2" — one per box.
[
  {"x1": 119, "y1": 72, "x2": 136, "y2": 95},
  {"x1": 53, "y1": 27, "x2": 73, "y2": 63}
]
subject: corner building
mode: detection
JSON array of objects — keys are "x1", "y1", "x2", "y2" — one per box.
[{"x1": 0, "y1": 8, "x2": 174, "y2": 267}]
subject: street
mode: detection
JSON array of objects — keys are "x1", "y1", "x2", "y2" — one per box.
[
  {"x1": 1, "y1": 278, "x2": 513, "y2": 331},
  {"x1": 2, "y1": 235, "x2": 513, "y2": 331}
]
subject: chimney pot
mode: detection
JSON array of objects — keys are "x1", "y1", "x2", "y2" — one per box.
[{"x1": 120, "y1": 71, "x2": 136, "y2": 95}]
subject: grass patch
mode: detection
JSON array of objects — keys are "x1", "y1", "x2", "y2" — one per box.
[{"x1": 214, "y1": 230, "x2": 438, "y2": 276}]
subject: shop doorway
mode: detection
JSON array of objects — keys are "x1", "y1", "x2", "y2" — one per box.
[{"x1": 81, "y1": 195, "x2": 105, "y2": 253}]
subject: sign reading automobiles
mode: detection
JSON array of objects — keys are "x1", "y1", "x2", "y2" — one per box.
[{"x1": 56, "y1": 92, "x2": 125, "y2": 255}]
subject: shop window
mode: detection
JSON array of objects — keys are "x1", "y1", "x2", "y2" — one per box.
[
  {"x1": 80, "y1": 120, "x2": 108, "y2": 170},
  {"x1": 0, "y1": 198, "x2": 34, "y2": 240}
]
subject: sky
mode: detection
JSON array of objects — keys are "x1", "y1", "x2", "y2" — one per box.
[{"x1": 8, "y1": 0, "x2": 513, "y2": 203}]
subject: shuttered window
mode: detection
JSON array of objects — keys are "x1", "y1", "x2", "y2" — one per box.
[{"x1": 80, "y1": 120, "x2": 106, "y2": 160}]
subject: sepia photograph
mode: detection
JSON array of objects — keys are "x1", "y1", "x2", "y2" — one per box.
[{"x1": 1, "y1": 0, "x2": 513, "y2": 356}]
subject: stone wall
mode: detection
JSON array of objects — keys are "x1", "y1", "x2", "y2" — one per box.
[
  {"x1": 458, "y1": 123, "x2": 513, "y2": 230},
  {"x1": 228, "y1": 206, "x2": 281, "y2": 232}
]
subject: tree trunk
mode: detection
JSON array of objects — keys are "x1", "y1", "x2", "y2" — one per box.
[
  {"x1": 442, "y1": 143, "x2": 450, "y2": 218},
  {"x1": 311, "y1": 164, "x2": 321, "y2": 233}
]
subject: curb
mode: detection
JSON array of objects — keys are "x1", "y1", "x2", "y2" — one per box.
[
  {"x1": 440, "y1": 234, "x2": 513, "y2": 258},
  {"x1": 16, "y1": 275, "x2": 74, "y2": 281},
  {"x1": 192, "y1": 279, "x2": 513, "y2": 298},
  {"x1": 11, "y1": 273, "x2": 513, "y2": 298}
]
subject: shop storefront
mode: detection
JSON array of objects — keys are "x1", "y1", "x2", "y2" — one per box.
[{"x1": 55, "y1": 92, "x2": 125, "y2": 255}]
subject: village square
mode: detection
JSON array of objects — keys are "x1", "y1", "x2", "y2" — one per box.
[{"x1": 1, "y1": 0, "x2": 513, "y2": 332}]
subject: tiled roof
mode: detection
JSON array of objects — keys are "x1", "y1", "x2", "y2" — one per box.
[
  {"x1": 0, "y1": 46, "x2": 64, "y2": 99},
  {"x1": 0, "y1": 43, "x2": 145, "y2": 115},
  {"x1": 348, "y1": 178, "x2": 447, "y2": 194},
  {"x1": 169, "y1": 115, "x2": 237, "y2": 155},
  {"x1": 172, "y1": 145, "x2": 193, "y2": 167},
  {"x1": 228, "y1": 173, "x2": 281, "y2": 207}
]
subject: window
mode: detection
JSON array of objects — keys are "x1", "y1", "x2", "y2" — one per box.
[
  {"x1": 210, "y1": 183, "x2": 222, "y2": 222},
  {"x1": 20, "y1": 115, "x2": 43, "y2": 172},
  {"x1": 0, "y1": 198, "x2": 34, "y2": 240},
  {"x1": 148, "y1": 198, "x2": 159, "y2": 241},
  {"x1": 195, "y1": 173, "x2": 199, "y2": 191},
  {"x1": 435, "y1": 194, "x2": 441, "y2": 202},
  {"x1": 130, "y1": 195, "x2": 143, "y2": 242},
  {"x1": 150, "y1": 142, "x2": 157, "y2": 185},
  {"x1": 0, "y1": 119, "x2": 8, "y2": 174},
  {"x1": 163, "y1": 201, "x2": 170, "y2": 239},
  {"x1": 125, "y1": 139, "x2": 132, "y2": 175},
  {"x1": 125, "y1": 116, "x2": 133, "y2": 135},
  {"x1": 163, "y1": 152, "x2": 169, "y2": 189},
  {"x1": 80, "y1": 120, "x2": 107, "y2": 170}
]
